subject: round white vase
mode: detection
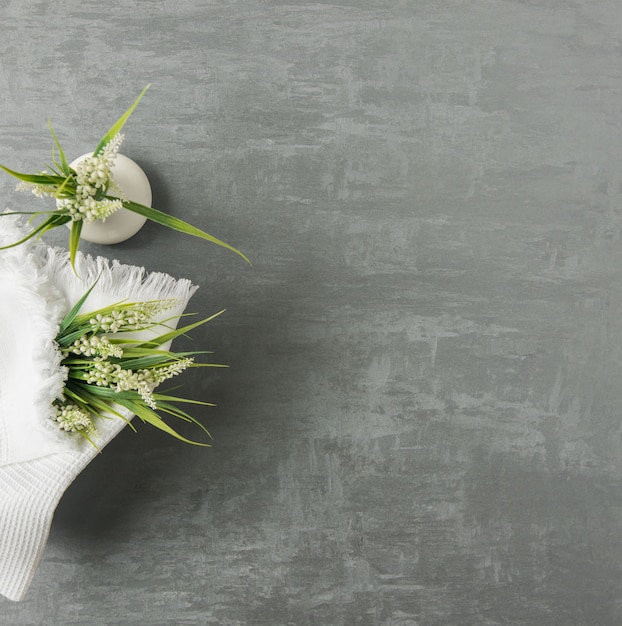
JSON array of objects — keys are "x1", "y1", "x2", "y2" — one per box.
[{"x1": 64, "y1": 153, "x2": 151, "y2": 245}]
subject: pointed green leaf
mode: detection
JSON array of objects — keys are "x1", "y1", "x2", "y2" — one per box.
[
  {"x1": 93, "y1": 84, "x2": 150, "y2": 156},
  {"x1": 66, "y1": 384, "x2": 134, "y2": 428},
  {"x1": 0, "y1": 215, "x2": 58, "y2": 250},
  {"x1": 136, "y1": 309, "x2": 226, "y2": 349},
  {"x1": 43, "y1": 161, "x2": 64, "y2": 178},
  {"x1": 116, "y1": 354, "x2": 179, "y2": 370},
  {"x1": 115, "y1": 397, "x2": 211, "y2": 446},
  {"x1": 48, "y1": 120, "x2": 70, "y2": 175},
  {"x1": 119, "y1": 199, "x2": 250, "y2": 264},
  {"x1": 38, "y1": 213, "x2": 71, "y2": 238},
  {"x1": 58, "y1": 274, "x2": 101, "y2": 334},
  {"x1": 0, "y1": 164, "x2": 67, "y2": 185},
  {"x1": 155, "y1": 402, "x2": 213, "y2": 440},
  {"x1": 69, "y1": 218, "x2": 83, "y2": 271},
  {"x1": 152, "y1": 393, "x2": 215, "y2": 407}
]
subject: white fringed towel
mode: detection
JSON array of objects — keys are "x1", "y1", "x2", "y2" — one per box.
[{"x1": 0, "y1": 215, "x2": 197, "y2": 601}]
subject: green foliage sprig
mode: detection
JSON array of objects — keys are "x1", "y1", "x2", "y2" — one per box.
[
  {"x1": 53, "y1": 281, "x2": 225, "y2": 448},
  {"x1": 0, "y1": 85, "x2": 250, "y2": 267}
]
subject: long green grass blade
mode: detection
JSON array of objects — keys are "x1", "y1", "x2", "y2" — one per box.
[
  {"x1": 58, "y1": 274, "x2": 101, "y2": 334},
  {"x1": 116, "y1": 354, "x2": 178, "y2": 370},
  {"x1": 57, "y1": 328, "x2": 90, "y2": 347},
  {"x1": 37, "y1": 213, "x2": 71, "y2": 238},
  {"x1": 0, "y1": 215, "x2": 58, "y2": 250},
  {"x1": 1, "y1": 210, "x2": 60, "y2": 216},
  {"x1": 66, "y1": 384, "x2": 134, "y2": 427},
  {"x1": 116, "y1": 397, "x2": 211, "y2": 446},
  {"x1": 43, "y1": 160, "x2": 64, "y2": 178},
  {"x1": 0, "y1": 164, "x2": 67, "y2": 185},
  {"x1": 137, "y1": 310, "x2": 225, "y2": 349},
  {"x1": 93, "y1": 85, "x2": 150, "y2": 156},
  {"x1": 69, "y1": 218, "x2": 82, "y2": 270},
  {"x1": 155, "y1": 402, "x2": 213, "y2": 439},
  {"x1": 152, "y1": 393, "x2": 215, "y2": 406},
  {"x1": 48, "y1": 121, "x2": 70, "y2": 175},
  {"x1": 120, "y1": 199, "x2": 250, "y2": 264}
]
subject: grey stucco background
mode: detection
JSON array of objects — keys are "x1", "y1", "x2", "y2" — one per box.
[{"x1": 1, "y1": 0, "x2": 622, "y2": 624}]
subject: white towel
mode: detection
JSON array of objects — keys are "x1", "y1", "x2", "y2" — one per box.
[{"x1": 0, "y1": 215, "x2": 197, "y2": 601}]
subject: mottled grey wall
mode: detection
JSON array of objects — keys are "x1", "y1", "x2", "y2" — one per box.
[{"x1": 1, "y1": 0, "x2": 622, "y2": 624}]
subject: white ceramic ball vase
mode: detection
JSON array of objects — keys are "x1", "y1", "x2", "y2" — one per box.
[{"x1": 64, "y1": 153, "x2": 151, "y2": 244}]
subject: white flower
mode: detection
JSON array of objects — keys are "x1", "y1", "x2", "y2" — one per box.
[
  {"x1": 53, "y1": 404, "x2": 94, "y2": 434},
  {"x1": 16, "y1": 181, "x2": 55, "y2": 198},
  {"x1": 88, "y1": 300, "x2": 184, "y2": 333},
  {"x1": 81, "y1": 357, "x2": 192, "y2": 412},
  {"x1": 61, "y1": 197, "x2": 123, "y2": 222},
  {"x1": 85, "y1": 361, "x2": 117, "y2": 386},
  {"x1": 74, "y1": 134, "x2": 124, "y2": 193},
  {"x1": 64, "y1": 334, "x2": 123, "y2": 359},
  {"x1": 150, "y1": 357, "x2": 194, "y2": 384},
  {"x1": 137, "y1": 382, "x2": 157, "y2": 409},
  {"x1": 88, "y1": 309, "x2": 128, "y2": 333}
]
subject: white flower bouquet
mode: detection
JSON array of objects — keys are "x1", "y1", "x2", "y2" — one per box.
[
  {"x1": 0, "y1": 85, "x2": 249, "y2": 266},
  {"x1": 52, "y1": 279, "x2": 224, "y2": 446},
  {"x1": 0, "y1": 215, "x2": 224, "y2": 601}
]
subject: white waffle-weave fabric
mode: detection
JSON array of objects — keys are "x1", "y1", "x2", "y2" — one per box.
[{"x1": 0, "y1": 215, "x2": 197, "y2": 601}]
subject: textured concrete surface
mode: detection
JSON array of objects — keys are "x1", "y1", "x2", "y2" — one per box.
[{"x1": 1, "y1": 0, "x2": 622, "y2": 624}]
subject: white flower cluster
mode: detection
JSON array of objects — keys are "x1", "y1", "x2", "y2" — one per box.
[
  {"x1": 85, "y1": 357, "x2": 194, "y2": 410},
  {"x1": 89, "y1": 299, "x2": 183, "y2": 333},
  {"x1": 150, "y1": 358, "x2": 195, "y2": 385},
  {"x1": 75, "y1": 133, "x2": 124, "y2": 198},
  {"x1": 62, "y1": 197, "x2": 124, "y2": 222},
  {"x1": 63, "y1": 334, "x2": 124, "y2": 359},
  {"x1": 53, "y1": 404, "x2": 94, "y2": 434},
  {"x1": 57, "y1": 133, "x2": 126, "y2": 222},
  {"x1": 16, "y1": 181, "x2": 55, "y2": 198}
]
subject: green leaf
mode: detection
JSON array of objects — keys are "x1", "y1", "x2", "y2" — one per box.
[
  {"x1": 58, "y1": 274, "x2": 101, "y2": 334},
  {"x1": 43, "y1": 160, "x2": 64, "y2": 178},
  {"x1": 1, "y1": 210, "x2": 62, "y2": 216},
  {"x1": 57, "y1": 328, "x2": 90, "y2": 347},
  {"x1": 136, "y1": 309, "x2": 226, "y2": 349},
  {"x1": 69, "y1": 218, "x2": 83, "y2": 271},
  {"x1": 115, "y1": 396, "x2": 211, "y2": 446},
  {"x1": 116, "y1": 354, "x2": 179, "y2": 370},
  {"x1": 0, "y1": 164, "x2": 67, "y2": 185},
  {"x1": 155, "y1": 402, "x2": 213, "y2": 440},
  {"x1": 66, "y1": 384, "x2": 134, "y2": 428},
  {"x1": 152, "y1": 393, "x2": 215, "y2": 407},
  {"x1": 120, "y1": 199, "x2": 251, "y2": 264},
  {"x1": 48, "y1": 120, "x2": 70, "y2": 176},
  {"x1": 0, "y1": 214, "x2": 60, "y2": 250},
  {"x1": 39, "y1": 213, "x2": 71, "y2": 236},
  {"x1": 93, "y1": 85, "x2": 150, "y2": 156}
]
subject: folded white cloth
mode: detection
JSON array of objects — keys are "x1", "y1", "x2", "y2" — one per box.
[{"x1": 0, "y1": 215, "x2": 197, "y2": 601}]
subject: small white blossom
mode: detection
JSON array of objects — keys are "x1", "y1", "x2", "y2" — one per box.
[
  {"x1": 85, "y1": 361, "x2": 117, "y2": 386},
  {"x1": 100, "y1": 133, "x2": 125, "y2": 165},
  {"x1": 81, "y1": 357, "x2": 192, "y2": 412},
  {"x1": 52, "y1": 134, "x2": 127, "y2": 222},
  {"x1": 53, "y1": 404, "x2": 94, "y2": 434},
  {"x1": 88, "y1": 300, "x2": 184, "y2": 333},
  {"x1": 88, "y1": 309, "x2": 128, "y2": 333},
  {"x1": 64, "y1": 334, "x2": 123, "y2": 359},
  {"x1": 73, "y1": 134, "x2": 124, "y2": 193},
  {"x1": 82, "y1": 198, "x2": 123, "y2": 222},
  {"x1": 61, "y1": 197, "x2": 123, "y2": 222},
  {"x1": 150, "y1": 358, "x2": 194, "y2": 384},
  {"x1": 137, "y1": 382, "x2": 157, "y2": 409},
  {"x1": 16, "y1": 181, "x2": 55, "y2": 198}
]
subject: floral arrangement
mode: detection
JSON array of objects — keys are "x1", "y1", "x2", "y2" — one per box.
[
  {"x1": 0, "y1": 85, "x2": 249, "y2": 267},
  {"x1": 52, "y1": 280, "x2": 222, "y2": 447}
]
